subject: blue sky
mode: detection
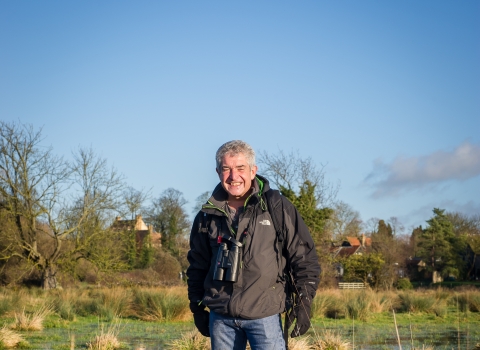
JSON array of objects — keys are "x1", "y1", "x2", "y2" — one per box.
[{"x1": 1, "y1": 1, "x2": 479, "y2": 231}]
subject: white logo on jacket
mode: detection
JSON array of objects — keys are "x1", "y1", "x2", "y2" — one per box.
[{"x1": 259, "y1": 220, "x2": 271, "y2": 226}]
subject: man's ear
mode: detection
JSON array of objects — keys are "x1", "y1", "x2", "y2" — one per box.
[{"x1": 250, "y1": 165, "x2": 258, "y2": 179}]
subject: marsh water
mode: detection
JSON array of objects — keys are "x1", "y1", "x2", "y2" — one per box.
[{"x1": 25, "y1": 321, "x2": 480, "y2": 349}]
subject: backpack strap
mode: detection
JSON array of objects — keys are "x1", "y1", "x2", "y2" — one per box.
[
  {"x1": 263, "y1": 189, "x2": 288, "y2": 280},
  {"x1": 264, "y1": 189, "x2": 292, "y2": 350},
  {"x1": 198, "y1": 212, "x2": 212, "y2": 234}
]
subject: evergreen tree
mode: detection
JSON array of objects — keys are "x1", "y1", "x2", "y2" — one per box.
[
  {"x1": 279, "y1": 180, "x2": 333, "y2": 247},
  {"x1": 377, "y1": 220, "x2": 393, "y2": 237},
  {"x1": 417, "y1": 208, "x2": 466, "y2": 279}
]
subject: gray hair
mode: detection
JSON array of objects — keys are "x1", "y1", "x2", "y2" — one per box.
[{"x1": 216, "y1": 140, "x2": 256, "y2": 170}]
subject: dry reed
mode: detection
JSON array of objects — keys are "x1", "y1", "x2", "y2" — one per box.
[
  {"x1": 86, "y1": 318, "x2": 122, "y2": 350},
  {"x1": 311, "y1": 329, "x2": 351, "y2": 350},
  {"x1": 0, "y1": 326, "x2": 25, "y2": 348},
  {"x1": 12, "y1": 304, "x2": 52, "y2": 331},
  {"x1": 167, "y1": 330, "x2": 211, "y2": 350}
]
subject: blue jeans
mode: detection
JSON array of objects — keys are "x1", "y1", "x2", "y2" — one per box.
[{"x1": 210, "y1": 311, "x2": 286, "y2": 350}]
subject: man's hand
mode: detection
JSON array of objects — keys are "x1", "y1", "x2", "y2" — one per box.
[
  {"x1": 190, "y1": 301, "x2": 210, "y2": 337},
  {"x1": 285, "y1": 297, "x2": 312, "y2": 338}
]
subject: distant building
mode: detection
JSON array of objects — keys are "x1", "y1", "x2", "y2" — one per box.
[
  {"x1": 111, "y1": 215, "x2": 161, "y2": 250},
  {"x1": 330, "y1": 234, "x2": 372, "y2": 278}
]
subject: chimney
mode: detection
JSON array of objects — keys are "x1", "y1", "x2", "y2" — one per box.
[
  {"x1": 148, "y1": 224, "x2": 153, "y2": 234},
  {"x1": 116, "y1": 216, "x2": 122, "y2": 221},
  {"x1": 361, "y1": 233, "x2": 365, "y2": 247}
]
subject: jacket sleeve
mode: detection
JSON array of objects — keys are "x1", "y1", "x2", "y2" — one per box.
[
  {"x1": 186, "y1": 212, "x2": 212, "y2": 303},
  {"x1": 283, "y1": 197, "x2": 321, "y2": 301}
]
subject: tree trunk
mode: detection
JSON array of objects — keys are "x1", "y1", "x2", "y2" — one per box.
[{"x1": 42, "y1": 265, "x2": 58, "y2": 290}]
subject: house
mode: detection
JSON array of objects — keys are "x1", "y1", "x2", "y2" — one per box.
[
  {"x1": 330, "y1": 234, "x2": 372, "y2": 278},
  {"x1": 330, "y1": 233, "x2": 372, "y2": 259},
  {"x1": 111, "y1": 215, "x2": 162, "y2": 250}
]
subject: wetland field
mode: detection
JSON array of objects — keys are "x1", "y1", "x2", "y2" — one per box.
[{"x1": 1, "y1": 286, "x2": 479, "y2": 349}]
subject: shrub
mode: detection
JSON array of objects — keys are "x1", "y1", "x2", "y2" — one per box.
[
  {"x1": 151, "y1": 250, "x2": 183, "y2": 282},
  {"x1": 396, "y1": 278, "x2": 413, "y2": 290}
]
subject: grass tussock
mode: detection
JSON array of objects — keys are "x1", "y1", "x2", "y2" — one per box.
[
  {"x1": 311, "y1": 330, "x2": 351, "y2": 350},
  {"x1": 454, "y1": 290, "x2": 480, "y2": 312},
  {"x1": 84, "y1": 288, "x2": 132, "y2": 321},
  {"x1": 0, "y1": 326, "x2": 25, "y2": 348},
  {"x1": 167, "y1": 330, "x2": 210, "y2": 350},
  {"x1": 344, "y1": 290, "x2": 373, "y2": 321},
  {"x1": 131, "y1": 287, "x2": 190, "y2": 322},
  {"x1": 398, "y1": 292, "x2": 437, "y2": 314},
  {"x1": 0, "y1": 290, "x2": 23, "y2": 317},
  {"x1": 288, "y1": 336, "x2": 314, "y2": 350},
  {"x1": 369, "y1": 290, "x2": 398, "y2": 313},
  {"x1": 52, "y1": 288, "x2": 78, "y2": 321},
  {"x1": 311, "y1": 290, "x2": 340, "y2": 318},
  {"x1": 86, "y1": 319, "x2": 122, "y2": 350},
  {"x1": 12, "y1": 304, "x2": 53, "y2": 331}
]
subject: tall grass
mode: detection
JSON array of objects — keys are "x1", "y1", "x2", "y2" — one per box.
[
  {"x1": 74, "y1": 288, "x2": 131, "y2": 321},
  {"x1": 311, "y1": 330, "x2": 350, "y2": 350},
  {"x1": 86, "y1": 318, "x2": 122, "y2": 350},
  {"x1": 131, "y1": 287, "x2": 190, "y2": 322},
  {"x1": 0, "y1": 326, "x2": 25, "y2": 348},
  {"x1": 398, "y1": 292, "x2": 437, "y2": 313},
  {"x1": 344, "y1": 292, "x2": 372, "y2": 321},
  {"x1": 167, "y1": 330, "x2": 210, "y2": 350},
  {"x1": 455, "y1": 290, "x2": 480, "y2": 312},
  {"x1": 311, "y1": 290, "x2": 341, "y2": 318},
  {"x1": 0, "y1": 289, "x2": 23, "y2": 317},
  {"x1": 52, "y1": 289, "x2": 78, "y2": 321},
  {"x1": 12, "y1": 304, "x2": 53, "y2": 331}
]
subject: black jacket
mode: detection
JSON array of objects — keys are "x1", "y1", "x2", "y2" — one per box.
[{"x1": 187, "y1": 175, "x2": 320, "y2": 320}]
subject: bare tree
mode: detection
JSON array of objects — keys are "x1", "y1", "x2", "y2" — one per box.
[
  {"x1": 0, "y1": 122, "x2": 127, "y2": 288},
  {"x1": 325, "y1": 201, "x2": 362, "y2": 242},
  {"x1": 147, "y1": 188, "x2": 190, "y2": 257},
  {"x1": 123, "y1": 186, "x2": 151, "y2": 219},
  {"x1": 258, "y1": 149, "x2": 339, "y2": 208},
  {"x1": 61, "y1": 148, "x2": 127, "y2": 273},
  {"x1": 388, "y1": 216, "x2": 405, "y2": 236},
  {"x1": 192, "y1": 191, "x2": 211, "y2": 215},
  {"x1": 363, "y1": 217, "x2": 380, "y2": 235},
  {"x1": 0, "y1": 122, "x2": 70, "y2": 288}
]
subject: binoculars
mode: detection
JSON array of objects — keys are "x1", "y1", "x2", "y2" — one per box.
[{"x1": 213, "y1": 236, "x2": 243, "y2": 283}]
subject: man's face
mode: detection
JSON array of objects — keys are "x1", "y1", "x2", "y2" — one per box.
[{"x1": 216, "y1": 152, "x2": 258, "y2": 201}]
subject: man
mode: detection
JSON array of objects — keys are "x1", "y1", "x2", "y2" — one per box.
[{"x1": 187, "y1": 140, "x2": 320, "y2": 350}]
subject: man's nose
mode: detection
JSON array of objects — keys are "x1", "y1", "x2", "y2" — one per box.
[{"x1": 228, "y1": 168, "x2": 239, "y2": 180}]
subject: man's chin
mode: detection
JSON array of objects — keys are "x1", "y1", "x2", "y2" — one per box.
[{"x1": 227, "y1": 188, "x2": 245, "y2": 198}]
